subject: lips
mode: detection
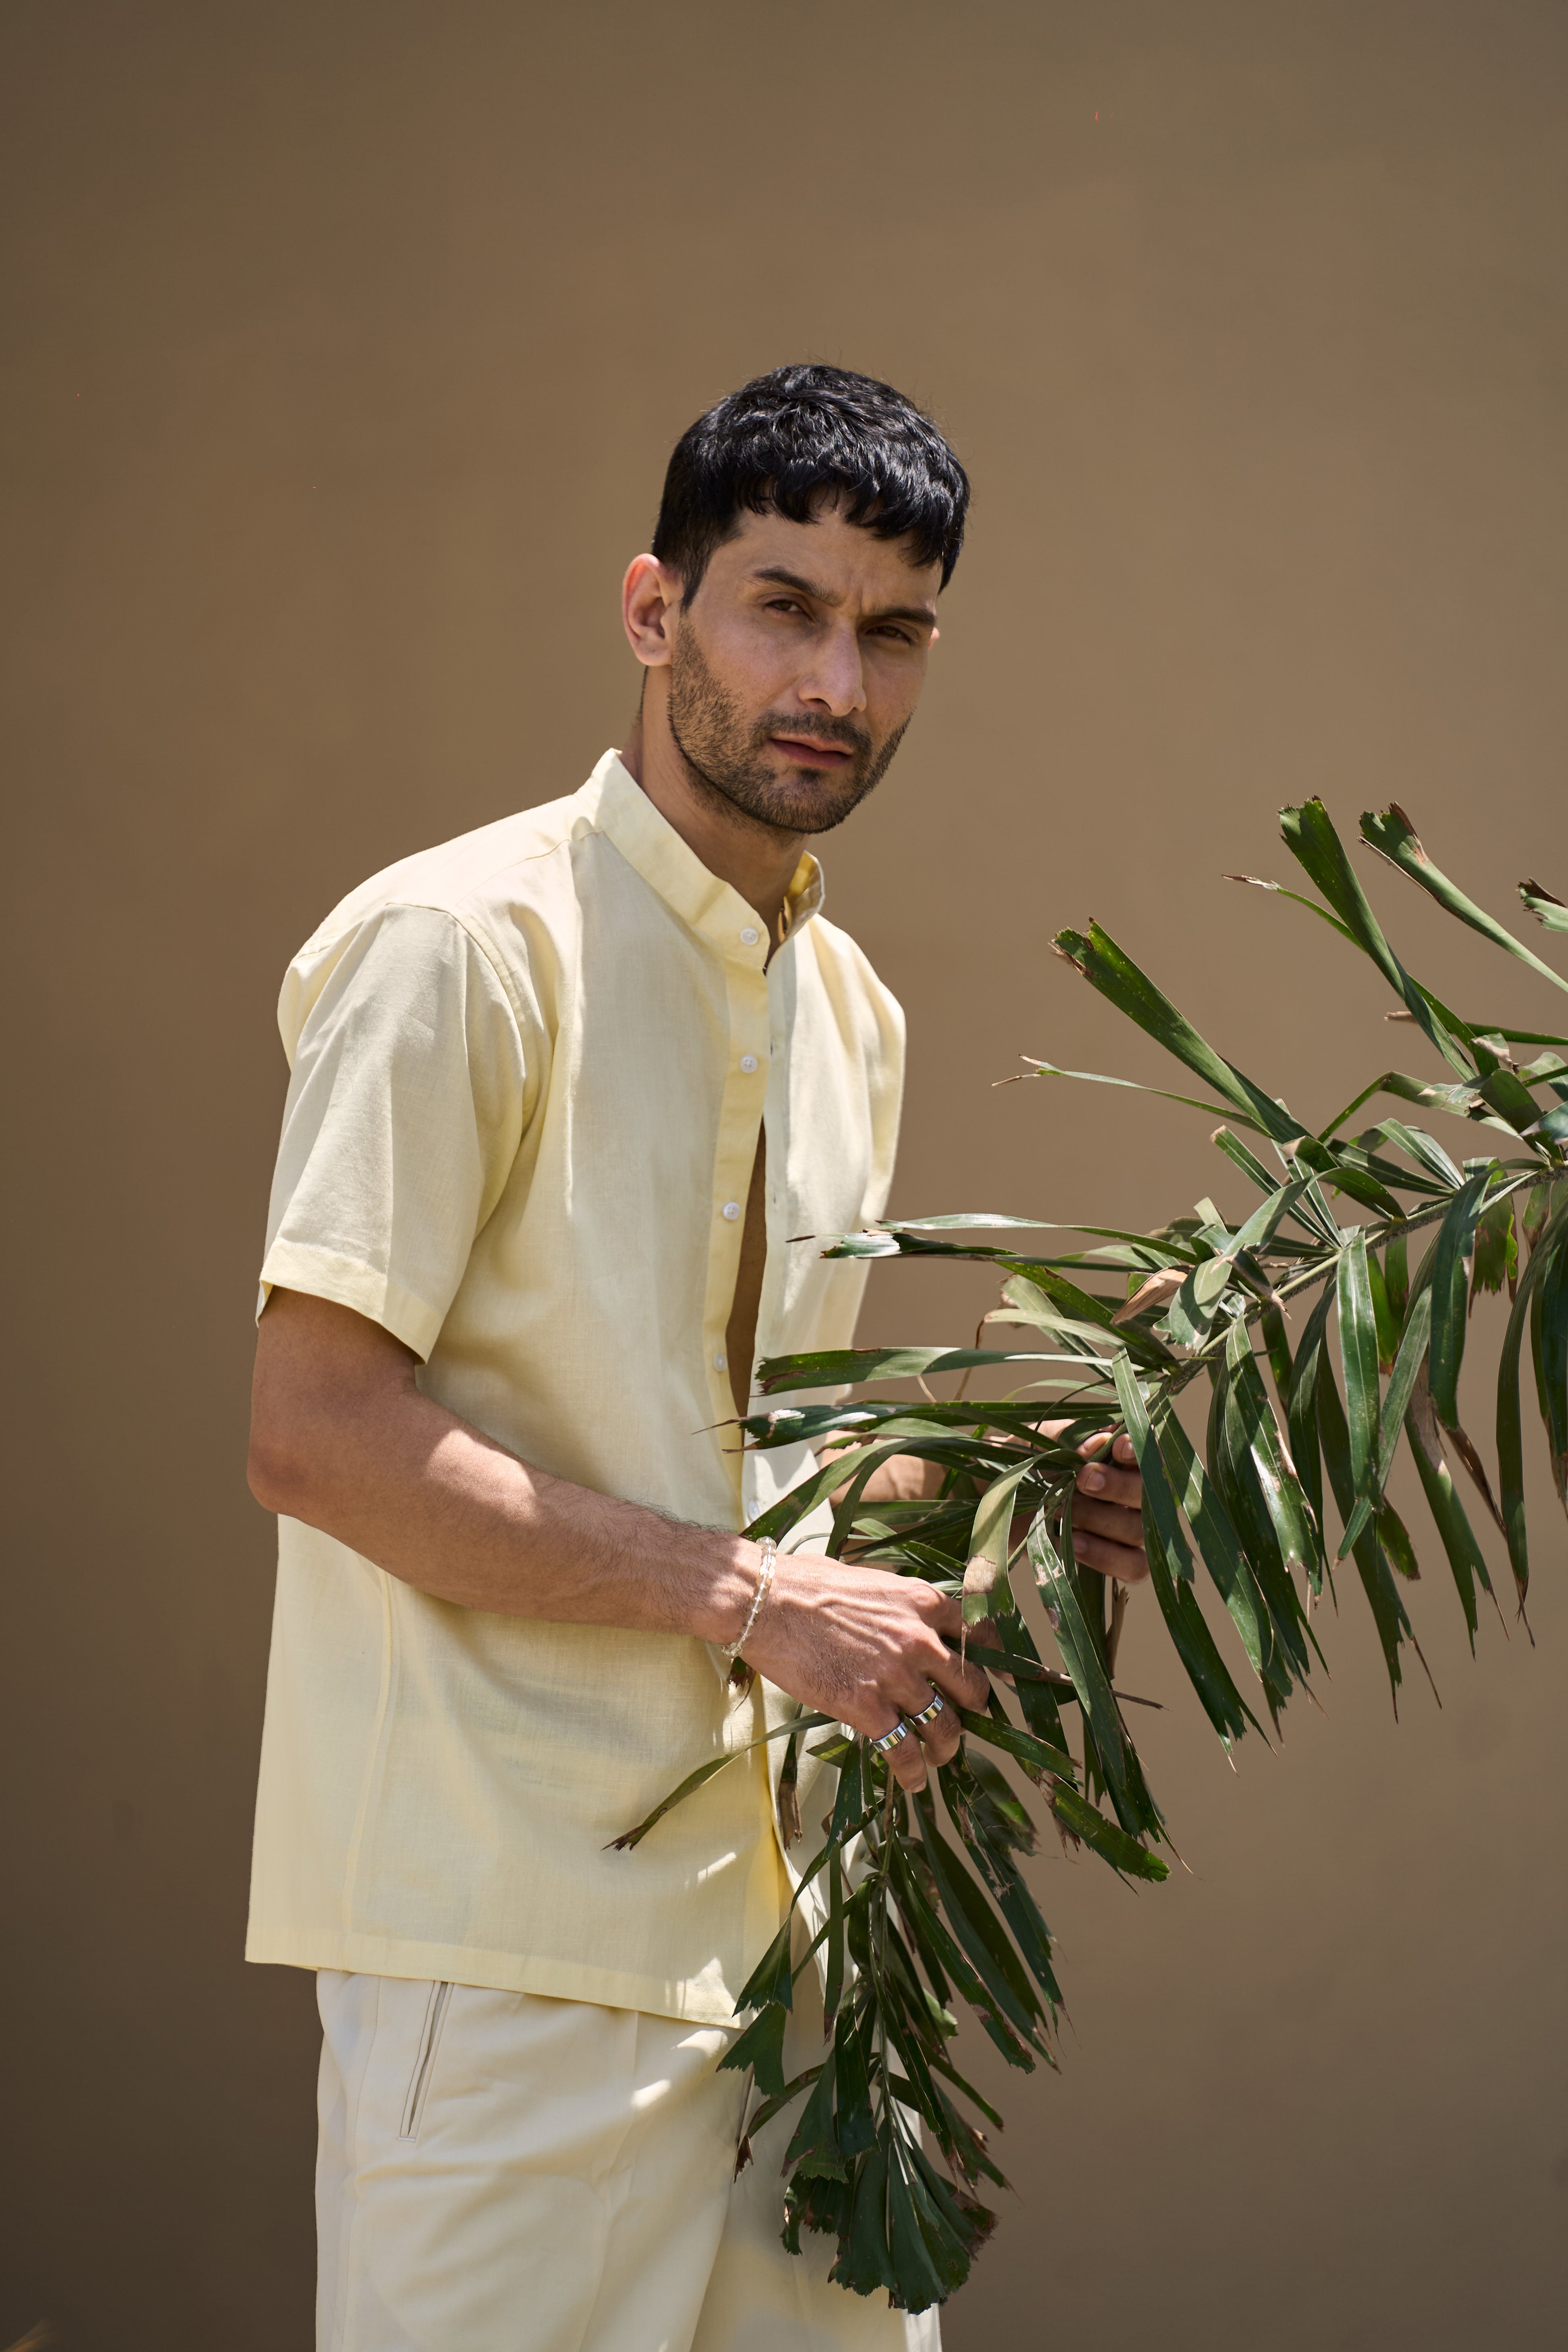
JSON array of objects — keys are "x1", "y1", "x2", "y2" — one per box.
[{"x1": 769, "y1": 734, "x2": 856, "y2": 767}]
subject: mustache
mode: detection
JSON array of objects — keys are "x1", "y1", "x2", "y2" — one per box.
[{"x1": 750, "y1": 713, "x2": 873, "y2": 758}]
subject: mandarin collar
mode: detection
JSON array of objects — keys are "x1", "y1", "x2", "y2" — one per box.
[{"x1": 583, "y1": 750, "x2": 824, "y2": 969}]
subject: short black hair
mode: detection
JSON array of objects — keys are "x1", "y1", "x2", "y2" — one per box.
[{"x1": 652, "y1": 363, "x2": 969, "y2": 600}]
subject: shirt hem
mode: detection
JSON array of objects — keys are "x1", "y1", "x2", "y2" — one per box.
[
  {"x1": 244, "y1": 1926, "x2": 771, "y2": 2029},
  {"x1": 256, "y1": 1240, "x2": 444, "y2": 1360}
]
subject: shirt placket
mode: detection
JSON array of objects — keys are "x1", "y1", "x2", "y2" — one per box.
[
  {"x1": 742, "y1": 961, "x2": 794, "y2": 1531},
  {"x1": 701, "y1": 914, "x2": 773, "y2": 1515}
]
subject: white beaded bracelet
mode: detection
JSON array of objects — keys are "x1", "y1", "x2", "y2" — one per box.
[{"x1": 723, "y1": 1537, "x2": 777, "y2": 1660}]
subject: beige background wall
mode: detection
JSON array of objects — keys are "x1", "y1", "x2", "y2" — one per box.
[{"x1": 3, "y1": 4, "x2": 1566, "y2": 2345}]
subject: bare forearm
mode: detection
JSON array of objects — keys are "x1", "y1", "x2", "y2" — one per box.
[
  {"x1": 249, "y1": 1291, "x2": 1001, "y2": 1794},
  {"x1": 306, "y1": 1402, "x2": 755, "y2": 1639},
  {"x1": 248, "y1": 1290, "x2": 757, "y2": 1642}
]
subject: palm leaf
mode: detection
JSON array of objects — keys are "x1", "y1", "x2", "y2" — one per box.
[
  {"x1": 615, "y1": 798, "x2": 1566, "y2": 2313},
  {"x1": 1520, "y1": 878, "x2": 1568, "y2": 933},
  {"x1": 1361, "y1": 805, "x2": 1568, "y2": 996}
]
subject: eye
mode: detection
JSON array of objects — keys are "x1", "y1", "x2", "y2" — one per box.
[{"x1": 764, "y1": 595, "x2": 809, "y2": 618}]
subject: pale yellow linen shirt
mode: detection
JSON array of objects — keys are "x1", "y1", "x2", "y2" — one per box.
[{"x1": 246, "y1": 750, "x2": 905, "y2": 2025}]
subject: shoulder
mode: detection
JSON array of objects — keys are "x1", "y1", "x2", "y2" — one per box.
[
  {"x1": 299, "y1": 787, "x2": 593, "y2": 952},
  {"x1": 801, "y1": 914, "x2": 906, "y2": 1054},
  {"x1": 277, "y1": 769, "x2": 620, "y2": 1054}
]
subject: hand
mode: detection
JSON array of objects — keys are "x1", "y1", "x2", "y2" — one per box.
[
  {"x1": 742, "y1": 1551, "x2": 991, "y2": 1796},
  {"x1": 1042, "y1": 1423, "x2": 1148, "y2": 1585},
  {"x1": 842, "y1": 1427, "x2": 1149, "y2": 1587}
]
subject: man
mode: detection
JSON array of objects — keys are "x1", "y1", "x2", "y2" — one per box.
[{"x1": 247, "y1": 364, "x2": 1147, "y2": 2351}]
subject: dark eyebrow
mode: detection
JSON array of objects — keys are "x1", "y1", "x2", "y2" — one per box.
[{"x1": 750, "y1": 565, "x2": 937, "y2": 631}]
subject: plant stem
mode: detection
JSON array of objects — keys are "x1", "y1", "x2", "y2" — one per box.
[
  {"x1": 1107, "y1": 1578, "x2": 1129, "y2": 1677},
  {"x1": 1162, "y1": 1166, "x2": 1541, "y2": 1402}
]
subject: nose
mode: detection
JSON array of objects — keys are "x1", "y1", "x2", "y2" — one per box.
[{"x1": 797, "y1": 620, "x2": 866, "y2": 718}]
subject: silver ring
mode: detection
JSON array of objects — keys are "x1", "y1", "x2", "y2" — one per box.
[
  {"x1": 907, "y1": 1693, "x2": 946, "y2": 1730},
  {"x1": 868, "y1": 1720, "x2": 912, "y2": 1756}
]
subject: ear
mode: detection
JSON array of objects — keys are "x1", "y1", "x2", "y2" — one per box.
[{"x1": 622, "y1": 554, "x2": 683, "y2": 669}]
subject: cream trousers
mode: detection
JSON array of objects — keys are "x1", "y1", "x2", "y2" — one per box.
[{"x1": 317, "y1": 1970, "x2": 942, "y2": 2352}]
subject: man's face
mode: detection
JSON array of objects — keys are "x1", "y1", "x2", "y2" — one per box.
[{"x1": 663, "y1": 502, "x2": 941, "y2": 836}]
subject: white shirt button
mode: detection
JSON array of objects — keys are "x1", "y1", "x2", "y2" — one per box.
[
  {"x1": 722, "y1": 1200, "x2": 742, "y2": 1220},
  {"x1": 714, "y1": 1351, "x2": 728, "y2": 1371},
  {"x1": 740, "y1": 1053, "x2": 758, "y2": 1073},
  {"x1": 740, "y1": 925, "x2": 760, "y2": 947}
]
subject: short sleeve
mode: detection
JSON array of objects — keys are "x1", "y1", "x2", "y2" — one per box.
[
  {"x1": 861, "y1": 974, "x2": 906, "y2": 1228},
  {"x1": 258, "y1": 902, "x2": 530, "y2": 1358}
]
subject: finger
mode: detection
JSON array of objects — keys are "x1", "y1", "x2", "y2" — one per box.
[
  {"x1": 924, "y1": 1611, "x2": 995, "y2": 1699},
  {"x1": 1073, "y1": 1496, "x2": 1148, "y2": 1547},
  {"x1": 1075, "y1": 1427, "x2": 1140, "y2": 1469},
  {"x1": 954, "y1": 1593, "x2": 1017, "y2": 1681},
  {"x1": 1073, "y1": 1497, "x2": 1149, "y2": 1557},
  {"x1": 929, "y1": 1592, "x2": 966, "y2": 1644},
  {"x1": 874, "y1": 1719, "x2": 930, "y2": 1794},
  {"x1": 924, "y1": 1641, "x2": 991, "y2": 1715},
  {"x1": 908, "y1": 1690, "x2": 962, "y2": 1768},
  {"x1": 1075, "y1": 1459, "x2": 1143, "y2": 1510},
  {"x1": 1071, "y1": 1523, "x2": 1148, "y2": 1583},
  {"x1": 902, "y1": 1685, "x2": 954, "y2": 1742}
]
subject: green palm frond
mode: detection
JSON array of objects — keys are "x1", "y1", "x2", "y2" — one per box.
[{"x1": 618, "y1": 800, "x2": 1568, "y2": 2315}]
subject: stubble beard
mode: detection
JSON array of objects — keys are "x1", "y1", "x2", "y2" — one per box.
[{"x1": 665, "y1": 620, "x2": 908, "y2": 839}]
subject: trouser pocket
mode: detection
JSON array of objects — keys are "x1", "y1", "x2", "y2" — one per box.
[{"x1": 398, "y1": 1980, "x2": 453, "y2": 2140}]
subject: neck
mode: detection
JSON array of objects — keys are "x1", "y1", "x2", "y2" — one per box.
[{"x1": 619, "y1": 696, "x2": 807, "y2": 951}]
